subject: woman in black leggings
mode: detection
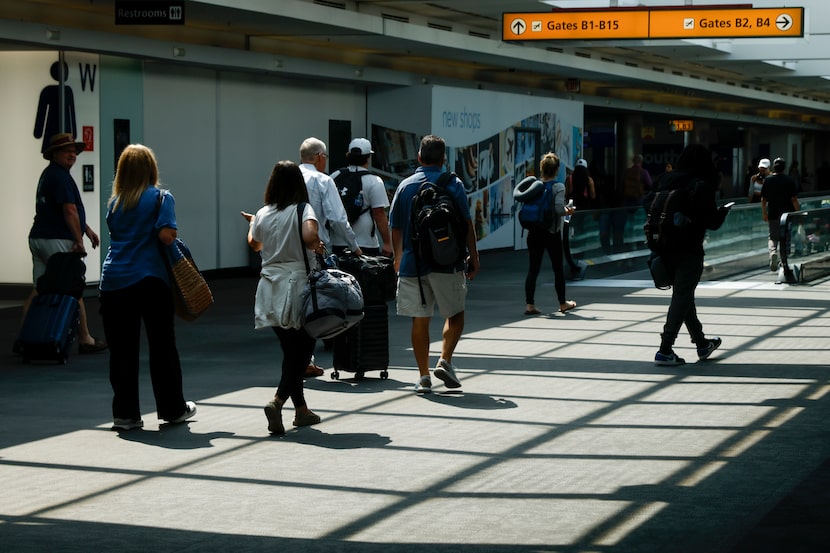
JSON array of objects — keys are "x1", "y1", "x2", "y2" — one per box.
[{"x1": 523, "y1": 152, "x2": 577, "y2": 315}]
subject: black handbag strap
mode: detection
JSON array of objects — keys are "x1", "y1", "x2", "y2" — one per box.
[
  {"x1": 297, "y1": 203, "x2": 312, "y2": 275},
  {"x1": 154, "y1": 189, "x2": 172, "y2": 270}
]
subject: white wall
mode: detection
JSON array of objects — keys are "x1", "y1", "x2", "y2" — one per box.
[
  {"x1": 1, "y1": 51, "x2": 100, "y2": 285},
  {"x1": 143, "y1": 63, "x2": 367, "y2": 272}
]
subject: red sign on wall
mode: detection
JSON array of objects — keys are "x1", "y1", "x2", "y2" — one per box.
[{"x1": 82, "y1": 126, "x2": 94, "y2": 152}]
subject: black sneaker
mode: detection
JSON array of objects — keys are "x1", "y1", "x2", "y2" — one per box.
[
  {"x1": 697, "y1": 337, "x2": 722, "y2": 360},
  {"x1": 655, "y1": 351, "x2": 685, "y2": 366}
]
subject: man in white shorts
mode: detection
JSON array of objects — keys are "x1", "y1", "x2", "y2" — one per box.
[
  {"x1": 16, "y1": 133, "x2": 107, "y2": 355},
  {"x1": 389, "y1": 135, "x2": 480, "y2": 393}
]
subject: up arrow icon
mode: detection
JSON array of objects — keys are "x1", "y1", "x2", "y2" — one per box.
[{"x1": 511, "y1": 18, "x2": 526, "y2": 35}]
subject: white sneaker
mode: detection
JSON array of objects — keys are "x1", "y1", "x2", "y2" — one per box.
[
  {"x1": 167, "y1": 401, "x2": 197, "y2": 424},
  {"x1": 434, "y1": 359, "x2": 462, "y2": 389},
  {"x1": 414, "y1": 375, "x2": 432, "y2": 394}
]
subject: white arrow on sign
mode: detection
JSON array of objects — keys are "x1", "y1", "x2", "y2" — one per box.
[
  {"x1": 776, "y1": 14, "x2": 792, "y2": 31},
  {"x1": 511, "y1": 18, "x2": 526, "y2": 35}
]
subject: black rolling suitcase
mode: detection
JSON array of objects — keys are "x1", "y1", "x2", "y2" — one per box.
[
  {"x1": 331, "y1": 304, "x2": 389, "y2": 380},
  {"x1": 16, "y1": 252, "x2": 85, "y2": 364},
  {"x1": 335, "y1": 253, "x2": 395, "y2": 305}
]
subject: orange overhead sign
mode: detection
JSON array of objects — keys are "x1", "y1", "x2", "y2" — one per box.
[
  {"x1": 502, "y1": 7, "x2": 803, "y2": 41},
  {"x1": 503, "y1": 10, "x2": 649, "y2": 40},
  {"x1": 650, "y1": 8, "x2": 803, "y2": 39}
]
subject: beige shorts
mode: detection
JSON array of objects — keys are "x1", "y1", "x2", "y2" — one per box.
[
  {"x1": 29, "y1": 238, "x2": 74, "y2": 284},
  {"x1": 396, "y1": 271, "x2": 467, "y2": 319}
]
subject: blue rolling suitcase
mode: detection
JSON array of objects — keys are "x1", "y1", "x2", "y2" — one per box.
[
  {"x1": 331, "y1": 303, "x2": 389, "y2": 380},
  {"x1": 17, "y1": 294, "x2": 80, "y2": 364}
]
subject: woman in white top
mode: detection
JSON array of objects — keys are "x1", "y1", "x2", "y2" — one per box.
[{"x1": 242, "y1": 161, "x2": 325, "y2": 436}]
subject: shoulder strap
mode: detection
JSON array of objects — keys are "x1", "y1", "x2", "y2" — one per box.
[
  {"x1": 435, "y1": 171, "x2": 453, "y2": 187},
  {"x1": 333, "y1": 168, "x2": 349, "y2": 183},
  {"x1": 297, "y1": 203, "x2": 311, "y2": 275}
]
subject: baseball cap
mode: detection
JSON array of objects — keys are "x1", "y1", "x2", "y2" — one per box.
[
  {"x1": 348, "y1": 138, "x2": 373, "y2": 155},
  {"x1": 576, "y1": 158, "x2": 588, "y2": 168},
  {"x1": 758, "y1": 158, "x2": 770, "y2": 169}
]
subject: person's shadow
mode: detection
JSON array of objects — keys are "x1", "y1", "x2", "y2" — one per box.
[
  {"x1": 34, "y1": 61, "x2": 77, "y2": 153},
  {"x1": 113, "y1": 423, "x2": 234, "y2": 450},
  {"x1": 421, "y1": 391, "x2": 518, "y2": 410},
  {"x1": 287, "y1": 427, "x2": 392, "y2": 449}
]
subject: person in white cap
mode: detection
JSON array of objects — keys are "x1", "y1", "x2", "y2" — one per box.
[
  {"x1": 329, "y1": 138, "x2": 392, "y2": 257},
  {"x1": 748, "y1": 158, "x2": 770, "y2": 203}
]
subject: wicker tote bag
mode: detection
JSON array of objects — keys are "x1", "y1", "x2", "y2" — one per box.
[
  {"x1": 166, "y1": 238, "x2": 214, "y2": 321},
  {"x1": 155, "y1": 190, "x2": 214, "y2": 320}
]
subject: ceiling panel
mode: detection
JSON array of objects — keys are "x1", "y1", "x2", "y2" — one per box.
[{"x1": 2, "y1": 0, "x2": 829, "y2": 125}]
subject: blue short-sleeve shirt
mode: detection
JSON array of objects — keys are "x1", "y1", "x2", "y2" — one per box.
[{"x1": 100, "y1": 187, "x2": 177, "y2": 291}]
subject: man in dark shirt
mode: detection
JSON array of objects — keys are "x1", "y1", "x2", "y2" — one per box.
[
  {"x1": 761, "y1": 157, "x2": 800, "y2": 271},
  {"x1": 17, "y1": 133, "x2": 107, "y2": 355}
]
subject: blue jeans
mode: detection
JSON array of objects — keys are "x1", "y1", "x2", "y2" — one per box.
[{"x1": 660, "y1": 252, "x2": 706, "y2": 352}]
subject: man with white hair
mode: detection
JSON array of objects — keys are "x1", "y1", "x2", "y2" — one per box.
[
  {"x1": 298, "y1": 137, "x2": 362, "y2": 377},
  {"x1": 298, "y1": 137, "x2": 362, "y2": 256}
]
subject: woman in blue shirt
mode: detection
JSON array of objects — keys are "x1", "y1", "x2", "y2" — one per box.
[{"x1": 100, "y1": 144, "x2": 196, "y2": 431}]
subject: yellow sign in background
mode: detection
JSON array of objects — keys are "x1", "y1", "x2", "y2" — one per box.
[{"x1": 503, "y1": 7, "x2": 803, "y2": 41}]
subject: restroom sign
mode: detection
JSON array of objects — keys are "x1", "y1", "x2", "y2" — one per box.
[{"x1": 115, "y1": 1, "x2": 185, "y2": 25}]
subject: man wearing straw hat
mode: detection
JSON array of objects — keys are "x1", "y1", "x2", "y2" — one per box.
[{"x1": 15, "y1": 133, "x2": 107, "y2": 355}]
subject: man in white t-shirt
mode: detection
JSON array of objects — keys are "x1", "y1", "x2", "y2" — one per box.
[{"x1": 330, "y1": 138, "x2": 392, "y2": 257}]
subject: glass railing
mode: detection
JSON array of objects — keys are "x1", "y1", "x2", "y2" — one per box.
[
  {"x1": 780, "y1": 204, "x2": 830, "y2": 283},
  {"x1": 566, "y1": 196, "x2": 830, "y2": 269}
]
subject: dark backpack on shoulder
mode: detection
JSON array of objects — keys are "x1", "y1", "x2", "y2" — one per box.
[
  {"x1": 333, "y1": 168, "x2": 370, "y2": 223},
  {"x1": 518, "y1": 180, "x2": 555, "y2": 233},
  {"x1": 643, "y1": 175, "x2": 695, "y2": 253},
  {"x1": 410, "y1": 172, "x2": 467, "y2": 270}
]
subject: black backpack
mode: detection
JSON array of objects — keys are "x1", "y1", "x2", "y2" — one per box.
[
  {"x1": 36, "y1": 251, "x2": 86, "y2": 299},
  {"x1": 333, "y1": 168, "x2": 370, "y2": 223},
  {"x1": 643, "y1": 175, "x2": 695, "y2": 253},
  {"x1": 410, "y1": 172, "x2": 467, "y2": 270}
]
